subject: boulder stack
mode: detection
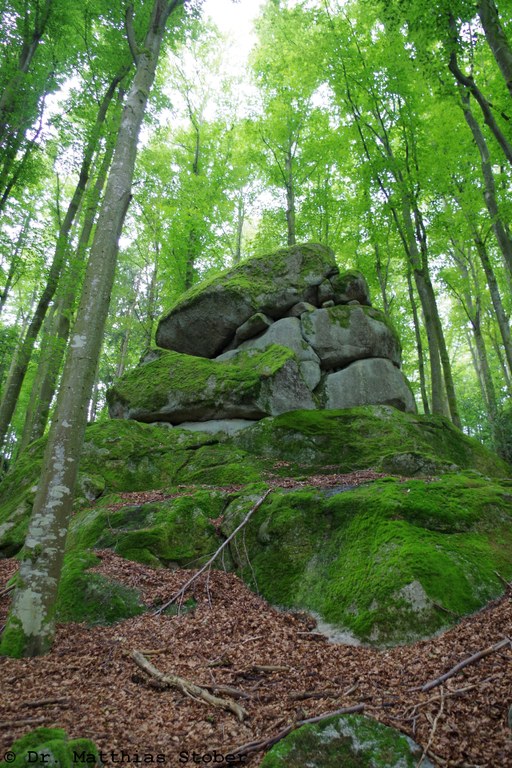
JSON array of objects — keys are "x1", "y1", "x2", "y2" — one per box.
[{"x1": 108, "y1": 243, "x2": 416, "y2": 427}]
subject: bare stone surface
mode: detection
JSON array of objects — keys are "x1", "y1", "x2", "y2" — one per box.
[
  {"x1": 301, "y1": 305, "x2": 402, "y2": 369},
  {"x1": 321, "y1": 358, "x2": 416, "y2": 413}
]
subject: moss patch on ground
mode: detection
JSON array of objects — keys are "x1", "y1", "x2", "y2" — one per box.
[
  {"x1": 260, "y1": 714, "x2": 430, "y2": 767},
  {"x1": 7, "y1": 727, "x2": 100, "y2": 768}
]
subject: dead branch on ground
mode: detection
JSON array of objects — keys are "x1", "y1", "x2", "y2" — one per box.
[
  {"x1": 421, "y1": 637, "x2": 511, "y2": 692},
  {"x1": 131, "y1": 650, "x2": 247, "y2": 721}
]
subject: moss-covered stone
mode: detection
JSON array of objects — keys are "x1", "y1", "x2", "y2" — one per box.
[
  {"x1": 107, "y1": 345, "x2": 314, "y2": 424},
  {"x1": 219, "y1": 473, "x2": 512, "y2": 645},
  {"x1": 260, "y1": 714, "x2": 432, "y2": 767},
  {"x1": 6, "y1": 727, "x2": 101, "y2": 768},
  {"x1": 232, "y1": 406, "x2": 510, "y2": 478},
  {"x1": 56, "y1": 551, "x2": 144, "y2": 623},
  {"x1": 156, "y1": 243, "x2": 339, "y2": 357},
  {"x1": 68, "y1": 491, "x2": 228, "y2": 569}
]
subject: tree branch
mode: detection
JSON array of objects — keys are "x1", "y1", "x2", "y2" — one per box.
[{"x1": 153, "y1": 489, "x2": 272, "y2": 615}]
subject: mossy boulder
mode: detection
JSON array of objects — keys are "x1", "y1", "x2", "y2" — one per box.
[
  {"x1": 156, "y1": 242, "x2": 342, "y2": 357},
  {"x1": 6, "y1": 727, "x2": 101, "y2": 768},
  {"x1": 2, "y1": 405, "x2": 512, "y2": 645},
  {"x1": 107, "y1": 345, "x2": 315, "y2": 424},
  {"x1": 260, "y1": 714, "x2": 432, "y2": 767},
  {"x1": 232, "y1": 406, "x2": 510, "y2": 477}
]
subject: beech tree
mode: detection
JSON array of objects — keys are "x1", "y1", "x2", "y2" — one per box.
[{"x1": 0, "y1": 0, "x2": 190, "y2": 658}]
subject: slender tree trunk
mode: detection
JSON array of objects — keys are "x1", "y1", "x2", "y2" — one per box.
[
  {"x1": 233, "y1": 195, "x2": 244, "y2": 264},
  {"x1": 0, "y1": 0, "x2": 53, "y2": 146},
  {"x1": 0, "y1": 212, "x2": 32, "y2": 315},
  {"x1": 18, "y1": 123, "x2": 118, "y2": 451},
  {"x1": 0, "y1": 67, "x2": 127, "y2": 451},
  {"x1": 472, "y1": 232, "x2": 512, "y2": 375},
  {"x1": 448, "y1": 17, "x2": 512, "y2": 169},
  {"x1": 460, "y1": 89, "x2": 512, "y2": 278},
  {"x1": 285, "y1": 149, "x2": 296, "y2": 246},
  {"x1": 406, "y1": 266, "x2": 430, "y2": 414},
  {"x1": 0, "y1": 0, "x2": 185, "y2": 658},
  {"x1": 478, "y1": 0, "x2": 512, "y2": 99},
  {"x1": 488, "y1": 321, "x2": 512, "y2": 394}
]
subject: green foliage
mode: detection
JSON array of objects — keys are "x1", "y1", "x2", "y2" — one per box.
[{"x1": 6, "y1": 727, "x2": 100, "y2": 767}]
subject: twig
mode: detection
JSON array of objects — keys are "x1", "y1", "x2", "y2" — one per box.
[
  {"x1": 204, "y1": 684, "x2": 250, "y2": 700},
  {"x1": 0, "y1": 584, "x2": 14, "y2": 599},
  {"x1": 290, "y1": 689, "x2": 342, "y2": 701},
  {"x1": 494, "y1": 570, "x2": 512, "y2": 589},
  {"x1": 421, "y1": 637, "x2": 511, "y2": 692},
  {"x1": 153, "y1": 489, "x2": 272, "y2": 615},
  {"x1": 231, "y1": 703, "x2": 365, "y2": 757},
  {"x1": 417, "y1": 688, "x2": 444, "y2": 767},
  {"x1": 21, "y1": 697, "x2": 70, "y2": 709},
  {"x1": 131, "y1": 650, "x2": 247, "y2": 722},
  {"x1": 0, "y1": 717, "x2": 48, "y2": 728}
]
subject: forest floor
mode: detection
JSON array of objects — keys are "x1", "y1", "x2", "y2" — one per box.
[{"x1": 0, "y1": 550, "x2": 511, "y2": 767}]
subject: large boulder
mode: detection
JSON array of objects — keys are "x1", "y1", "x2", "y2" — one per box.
[
  {"x1": 300, "y1": 305, "x2": 402, "y2": 369},
  {"x1": 321, "y1": 358, "x2": 416, "y2": 413},
  {"x1": 2, "y1": 409, "x2": 511, "y2": 644},
  {"x1": 107, "y1": 345, "x2": 315, "y2": 424},
  {"x1": 156, "y1": 243, "x2": 369, "y2": 358}
]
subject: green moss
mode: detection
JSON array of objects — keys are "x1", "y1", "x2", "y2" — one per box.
[
  {"x1": 233, "y1": 406, "x2": 510, "y2": 478},
  {"x1": 7, "y1": 728, "x2": 100, "y2": 768},
  {"x1": 224, "y1": 474, "x2": 512, "y2": 645},
  {"x1": 0, "y1": 615, "x2": 29, "y2": 658},
  {"x1": 69, "y1": 491, "x2": 227, "y2": 569},
  {"x1": 107, "y1": 344, "x2": 296, "y2": 417},
  {"x1": 160, "y1": 242, "x2": 336, "y2": 316},
  {"x1": 260, "y1": 714, "x2": 426, "y2": 767},
  {"x1": 56, "y1": 551, "x2": 144, "y2": 624}
]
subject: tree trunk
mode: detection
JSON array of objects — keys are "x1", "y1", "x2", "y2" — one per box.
[
  {"x1": 0, "y1": 66, "x2": 128, "y2": 451},
  {"x1": 406, "y1": 265, "x2": 430, "y2": 414},
  {"x1": 233, "y1": 194, "x2": 245, "y2": 264},
  {"x1": 460, "y1": 89, "x2": 512, "y2": 278},
  {"x1": 478, "y1": 0, "x2": 512, "y2": 99},
  {"x1": 285, "y1": 149, "x2": 296, "y2": 246},
  {"x1": 473, "y1": 232, "x2": 512, "y2": 375},
  {"x1": 0, "y1": 0, "x2": 53, "y2": 146},
  {"x1": 18, "y1": 122, "x2": 118, "y2": 452},
  {"x1": 448, "y1": 17, "x2": 512, "y2": 169},
  {"x1": 0, "y1": 0, "x2": 185, "y2": 659},
  {"x1": 0, "y1": 212, "x2": 32, "y2": 315}
]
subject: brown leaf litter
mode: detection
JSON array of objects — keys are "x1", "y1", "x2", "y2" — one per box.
[{"x1": 0, "y1": 551, "x2": 511, "y2": 767}]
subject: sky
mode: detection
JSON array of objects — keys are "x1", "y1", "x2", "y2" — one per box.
[{"x1": 202, "y1": 0, "x2": 265, "y2": 67}]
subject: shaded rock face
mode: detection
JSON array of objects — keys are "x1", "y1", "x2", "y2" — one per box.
[{"x1": 109, "y1": 242, "x2": 416, "y2": 426}]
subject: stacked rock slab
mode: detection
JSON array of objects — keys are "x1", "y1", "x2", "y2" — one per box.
[{"x1": 108, "y1": 243, "x2": 416, "y2": 428}]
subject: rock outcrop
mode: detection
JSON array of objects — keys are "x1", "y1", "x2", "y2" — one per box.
[{"x1": 108, "y1": 243, "x2": 416, "y2": 426}]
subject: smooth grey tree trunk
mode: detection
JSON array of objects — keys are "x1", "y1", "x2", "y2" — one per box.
[
  {"x1": 0, "y1": 66, "x2": 128, "y2": 452},
  {"x1": 460, "y1": 89, "x2": 512, "y2": 278},
  {"x1": 478, "y1": 0, "x2": 512, "y2": 99},
  {"x1": 0, "y1": 0, "x2": 185, "y2": 659},
  {"x1": 18, "y1": 124, "x2": 118, "y2": 452}
]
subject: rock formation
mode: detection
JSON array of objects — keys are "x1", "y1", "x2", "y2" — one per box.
[{"x1": 108, "y1": 243, "x2": 416, "y2": 427}]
